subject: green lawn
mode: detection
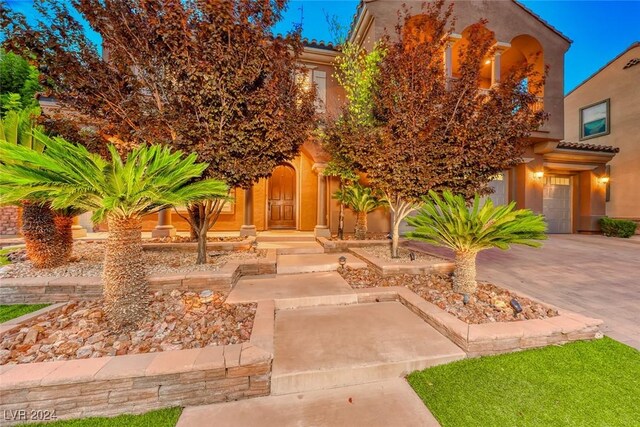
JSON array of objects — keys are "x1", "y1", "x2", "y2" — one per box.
[
  {"x1": 0, "y1": 304, "x2": 50, "y2": 323},
  {"x1": 0, "y1": 247, "x2": 13, "y2": 266},
  {"x1": 408, "y1": 337, "x2": 640, "y2": 427},
  {"x1": 24, "y1": 408, "x2": 182, "y2": 427}
]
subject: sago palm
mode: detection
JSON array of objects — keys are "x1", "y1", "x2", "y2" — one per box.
[
  {"x1": 0, "y1": 132, "x2": 228, "y2": 331},
  {"x1": 0, "y1": 108, "x2": 80, "y2": 268},
  {"x1": 334, "y1": 183, "x2": 385, "y2": 240},
  {"x1": 406, "y1": 190, "x2": 546, "y2": 294}
]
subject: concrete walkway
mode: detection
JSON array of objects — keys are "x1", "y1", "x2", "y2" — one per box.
[
  {"x1": 410, "y1": 234, "x2": 640, "y2": 349},
  {"x1": 177, "y1": 379, "x2": 439, "y2": 427}
]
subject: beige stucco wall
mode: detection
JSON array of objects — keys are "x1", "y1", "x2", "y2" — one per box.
[
  {"x1": 354, "y1": 0, "x2": 569, "y2": 142},
  {"x1": 564, "y1": 44, "x2": 640, "y2": 219}
]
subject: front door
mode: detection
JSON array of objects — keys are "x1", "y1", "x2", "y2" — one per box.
[
  {"x1": 543, "y1": 176, "x2": 572, "y2": 233},
  {"x1": 268, "y1": 164, "x2": 296, "y2": 229}
]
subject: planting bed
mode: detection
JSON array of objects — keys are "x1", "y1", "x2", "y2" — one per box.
[
  {"x1": 328, "y1": 233, "x2": 389, "y2": 241},
  {"x1": 0, "y1": 241, "x2": 264, "y2": 279},
  {"x1": 146, "y1": 236, "x2": 247, "y2": 243},
  {"x1": 0, "y1": 290, "x2": 255, "y2": 365},
  {"x1": 340, "y1": 267, "x2": 557, "y2": 324}
]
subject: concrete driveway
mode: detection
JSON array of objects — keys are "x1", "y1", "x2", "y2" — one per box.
[{"x1": 410, "y1": 235, "x2": 640, "y2": 350}]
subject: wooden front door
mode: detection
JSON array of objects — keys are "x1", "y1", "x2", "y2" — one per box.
[{"x1": 268, "y1": 164, "x2": 296, "y2": 229}]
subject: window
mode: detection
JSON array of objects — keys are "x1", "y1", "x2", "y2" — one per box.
[
  {"x1": 579, "y1": 99, "x2": 610, "y2": 140},
  {"x1": 296, "y1": 67, "x2": 326, "y2": 113}
]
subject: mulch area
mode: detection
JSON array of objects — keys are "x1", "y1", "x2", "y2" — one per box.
[
  {"x1": 0, "y1": 290, "x2": 256, "y2": 365},
  {"x1": 339, "y1": 267, "x2": 558, "y2": 324}
]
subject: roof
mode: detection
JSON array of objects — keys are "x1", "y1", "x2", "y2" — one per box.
[
  {"x1": 512, "y1": 1, "x2": 572, "y2": 44},
  {"x1": 557, "y1": 141, "x2": 620, "y2": 154},
  {"x1": 566, "y1": 41, "x2": 640, "y2": 97},
  {"x1": 302, "y1": 38, "x2": 337, "y2": 51}
]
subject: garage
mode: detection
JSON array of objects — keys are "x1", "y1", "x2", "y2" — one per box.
[{"x1": 543, "y1": 176, "x2": 572, "y2": 233}]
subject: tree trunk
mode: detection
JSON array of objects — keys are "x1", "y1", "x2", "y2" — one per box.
[
  {"x1": 53, "y1": 213, "x2": 74, "y2": 262},
  {"x1": 187, "y1": 199, "x2": 226, "y2": 264},
  {"x1": 189, "y1": 206, "x2": 200, "y2": 241},
  {"x1": 103, "y1": 216, "x2": 148, "y2": 331},
  {"x1": 452, "y1": 251, "x2": 478, "y2": 294},
  {"x1": 21, "y1": 202, "x2": 62, "y2": 268},
  {"x1": 391, "y1": 218, "x2": 401, "y2": 258},
  {"x1": 355, "y1": 211, "x2": 368, "y2": 240},
  {"x1": 338, "y1": 203, "x2": 345, "y2": 240}
]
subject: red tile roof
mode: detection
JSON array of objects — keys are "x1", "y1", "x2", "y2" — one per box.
[{"x1": 557, "y1": 141, "x2": 620, "y2": 153}]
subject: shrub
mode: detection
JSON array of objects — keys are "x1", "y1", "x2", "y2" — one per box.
[{"x1": 599, "y1": 217, "x2": 638, "y2": 238}]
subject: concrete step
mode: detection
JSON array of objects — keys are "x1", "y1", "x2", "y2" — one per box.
[
  {"x1": 226, "y1": 272, "x2": 357, "y2": 309},
  {"x1": 257, "y1": 241, "x2": 325, "y2": 255},
  {"x1": 276, "y1": 253, "x2": 367, "y2": 274},
  {"x1": 271, "y1": 302, "x2": 466, "y2": 395},
  {"x1": 257, "y1": 234, "x2": 316, "y2": 242},
  {"x1": 177, "y1": 379, "x2": 440, "y2": 427}
]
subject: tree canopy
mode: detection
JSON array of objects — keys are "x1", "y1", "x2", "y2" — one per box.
[{"x1": 0, "y1": 50, "x2": 41, "y2": 115}]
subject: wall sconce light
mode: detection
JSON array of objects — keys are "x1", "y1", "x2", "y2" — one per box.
[
  {"x1": 533, "y1": 171, "x2": 544, "y2": 180},
  {"x1": 598, "y1": 176, "x2": 610, "y2": 185},
  {"x1": 484, "y1": 59, "x2": 491, "y2": 65}
]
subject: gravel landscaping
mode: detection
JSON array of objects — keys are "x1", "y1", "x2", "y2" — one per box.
[
  {"x1": 0, "y1": 290, "x2": 256, "y2": 365},
  {"x1": 358, "y1": 245, "x2": 443, "y2": 263},
  {"x1": 340, "y1": 267, "x2": 558, "y2": 324},
  {"x1": 330, "y1": 233, "x2": 389, "y2": 241},
  {"x1": 0, "y1": 241, "x2": 264, "y2": 279},
  {"x1": 146, "y1": 235, "x2": 247, "y2": 243}
]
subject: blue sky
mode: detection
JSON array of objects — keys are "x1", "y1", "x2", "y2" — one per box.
[{"x1": 6, "y1": 0, "x2": 640, "y2": 93}]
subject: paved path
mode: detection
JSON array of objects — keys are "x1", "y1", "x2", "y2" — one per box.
[
  {"x1": 177, "y1": 379, "x2": 440, "y2": 427},
  {"x1": 411, "y1": 234, "x2": 640, "y2": 349}
]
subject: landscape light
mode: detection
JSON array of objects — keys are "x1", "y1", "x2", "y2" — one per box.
[
  {"x1": 251, "y1": 240, "x2": 259, "y2": 252},
  {"x1": 463, "y1": 294, "x2": 470, "y2": 305},
  {"x1": 409, "y1": 252, "x2": 416, "y2": 261},
  {"x1": 510, "y1": 298, "x2": 523, "y2": 314},
  {"x1": 338, "y1": 256, "x2": 347, "y2": 268}
]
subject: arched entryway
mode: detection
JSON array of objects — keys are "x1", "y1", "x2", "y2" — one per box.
[{"x1": 268, "y1": 164, "x2": 296, "y2": 229}]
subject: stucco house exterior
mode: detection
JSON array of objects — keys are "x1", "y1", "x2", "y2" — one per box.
[
  {"x1": 564, "y1": 42, "x2": 639, "y2": 229},
  {"x1": 0, "y1": 0, "x2": 621, "y2": 237}
]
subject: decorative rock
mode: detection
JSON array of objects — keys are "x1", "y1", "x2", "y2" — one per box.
[
  {"x1": 23, "y1": 328, "x2": 40, "y2": 345},
  {"x1": 75, "y1": 345, "x2": 93, "y2": 359}
]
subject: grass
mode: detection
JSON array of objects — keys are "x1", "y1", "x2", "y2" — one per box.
[
  {"x1": 24, "y1": 408, "x2": 182, "y2": 427},
  {"x1": 0, "y1": 247, "x2": 13, "y2": 266},
  {"x1": 0, "y1": 304, "x2": 50, "y2": 323},
  {"x1": 408, "y1": 337, "x2": 640, "y2": 427}
]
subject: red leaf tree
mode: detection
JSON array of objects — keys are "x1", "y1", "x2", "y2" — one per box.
[
  {"x1": 1, "y1": 0, "x2": 316, "y2": 263},
  {"x1": 341, "y1": 1, "x2": 547, "y2": 257}
]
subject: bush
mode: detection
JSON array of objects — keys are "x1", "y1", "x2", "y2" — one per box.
[{"x1": 599, "y1": 217, "x2": 638, "y2": 238}]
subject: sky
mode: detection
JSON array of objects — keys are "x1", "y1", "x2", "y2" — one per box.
[{"x1": 5, "y1": 0, "x2": 640, "y2": 94}]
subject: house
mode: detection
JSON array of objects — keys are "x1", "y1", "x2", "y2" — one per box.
[
  {"x1": 0, "y1": 1, "x2": 619, "y2": 237},
  {"x1": 144, "y1": 0, "x2": 614, "y2": 237},
  {"x1": 564, "y1": 42, "x2": 639, "y2": 230}
]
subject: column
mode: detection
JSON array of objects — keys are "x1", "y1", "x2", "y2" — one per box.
[
  {"x1": 443, "y1": 33, "x2": 461, "y2": 90},
  {"x1": 152, "y1": 207, "x2": 176, "y2": 238},
  {"x1": 240, "y1": 187, "x2": 257, "y2": 236},
  {"x1": 71, "y1": 215, "x2": 87, "y2": 238},
  {"x1": 313, "y1": 163, "x2": 331, "y2": 238},
  {"x1": 491, "y1": 42, "x2": 511, "y2": 87}
]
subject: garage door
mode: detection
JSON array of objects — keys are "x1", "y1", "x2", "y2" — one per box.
[{"x1": 543, "y1": 176, "x2": 572, "y2": 233}]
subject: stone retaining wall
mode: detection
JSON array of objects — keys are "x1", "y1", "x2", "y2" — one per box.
[
  {"x1": 0, "y1": 207, "x2": 19, "y2": 236},
  {"x1": 355, "y1": 287, "x2": 603, "y2": 357},
  {"x1": 0, "y1": 301, "x2": 275, "y2": 425},
  {"x1": 0, "y1": 251, "x2": 276, "y2": 304},
  {"x1": 316, "y1": 237, "x2": 391, "y2": 253},
  {"x1": 349, "y1": 248, "x2": 454, "y2": 277}
]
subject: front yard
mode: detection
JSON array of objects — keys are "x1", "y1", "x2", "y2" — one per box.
[{"x1": 408, "y1": 337, "x2": 640, "y2": 427}]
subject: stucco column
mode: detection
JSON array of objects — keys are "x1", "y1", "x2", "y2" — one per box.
[
  {"x1": 71, "y1": 215, "x2": 87, "y2": 238},
  {"x1": 313, "y1": 163, "x2": 331, "y2": 238},
  {"x1": 491, "y1": 42, "x2": 511, "y2": 87},
  {"x1": 152, "y1": 208, "x2": 176, "y2": 238},
  {"x1": 240, "y1": 187, "x2": 257, "y2": 236},
  {"x1": 443, "y1": 33, "x2": 461, "y2": 90}
]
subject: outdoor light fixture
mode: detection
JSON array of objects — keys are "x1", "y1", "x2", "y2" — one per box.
[
  {"x1": 200, "y1": 290, "x2": 214, "y2": 304},
  {"x1": 463, "y1": 294, "x2": 470, "y2": 305},
  {"x1": 338, "y1": 256, "x2": 347, "y2": 269},
  {"x1": 251, "y1": 240, "x2": 259, "y2": 252},
  {"x1": 510, "y1": 298, "x2": 523, "y2": 314},
  {"x1": 533, "y1": 171, "x2": 544, "y2": 180},
  {"x1": 599, "y1": 176, "x2": 610, "y2": 185},
  {"x1": 409, "y1": 252, "x2": 417, "y2": 261},
  {"x1": 484, "y1": 59, "x2": 491, "y2": 65}
]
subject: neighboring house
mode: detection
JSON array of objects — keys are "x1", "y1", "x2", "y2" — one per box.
[{"x1": 564, "y1": 42, "x2": 639, "y2": 230}]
